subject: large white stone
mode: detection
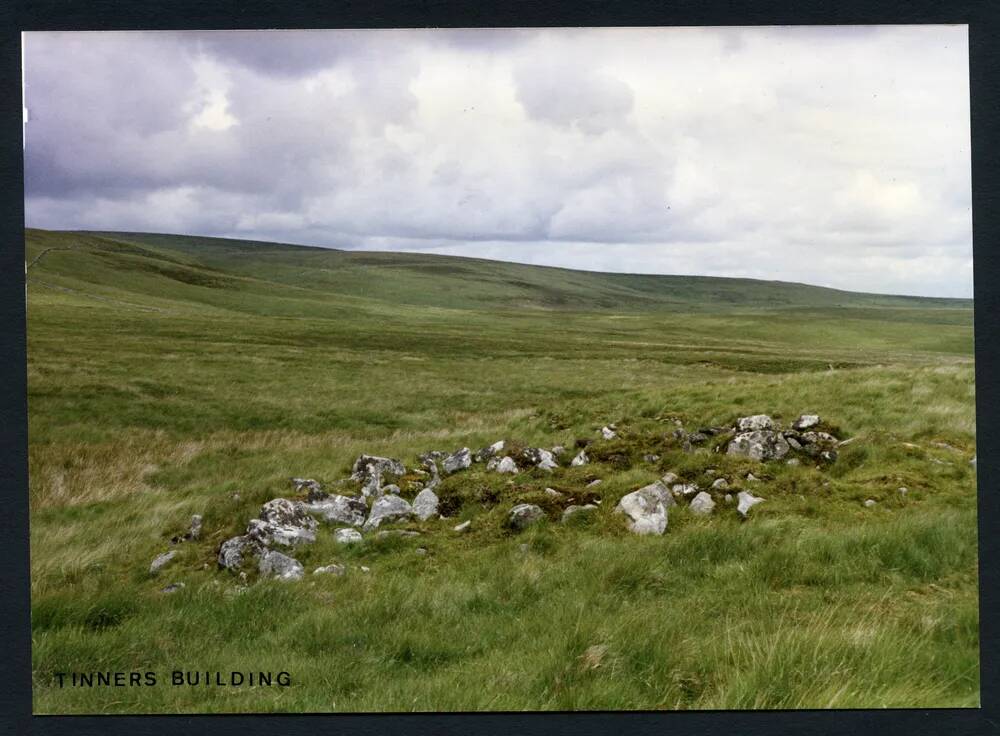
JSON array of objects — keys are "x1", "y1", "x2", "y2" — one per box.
[
  {"x1": 334, "y1": 528, "x2": 363, "y2": 545},
  {"x1": 736, "y1": 491, "x2": 764, "y2": 519},
  {"x1": 736, "y1": 414, "x2": 777, "y2": 431},
  {"x1": 306, "y1": 494, "x2": 367, "y2": 527},
  {"x1": 258, "y1": 550, "x2": 304, "y2": 581},
  {"x1": 689, "y1": 491, "x2": 715, "y2": 515},
  {"x1": 615, "y1": 484, "x2": 669, "y2": 535},
  {"x1": 412, "y1": 487, "x2": 440, "y2": 521},
  {"x1": 443, "y1": 447, "x2": 472, "y2": 474},
  {"x1": 363, "y1": 494, "x2": 415, "y2": 530},
  {"x1": 793, "y1": 414, "x2": 820, "y2": 430},
  {"x1": 496, "y1": 456, "x2": 519, "y2": 474}
]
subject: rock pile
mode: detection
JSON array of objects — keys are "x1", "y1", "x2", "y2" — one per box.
[
  {"x1": 726, "y1": 413, "x2": 840, "y2": 464},
  {"x1": 198, "y1": 412, "x2": 847, "y2": 582}
]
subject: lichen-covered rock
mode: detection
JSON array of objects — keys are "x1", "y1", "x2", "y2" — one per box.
[
  {"x1": 736, "y1": 491, "x2": 764, "y2": 519},
  {"x1": 689, "y1": 491, "x2": 715, "y2": 515},
  {"x1": 635, "y1": 480, "x2": 675, "y2": 507},
  {"x1": 793, "y1": 414, "x2": 820, "y2": 430},
  {"x1": 508, "y1": 503, "x2": 546, "y2": 530},
  {"x1": 443, "y1": 447, "x2": 472, "y2": 474},
  {"x1": 412, "y1": 487, "x2": 440, "y2": 521},
  {"x1": 258, "y1": 550, "x2": 304, "y2": 581},
  {"x1": 334, "y1": 528, "x2": 364, "y2": 545},
  {"x1": 800, "y1": 431, "x2": 838, "y2": 445},
  {"x1": 737, "y1": 415, "x2": 778, "y2": 431},
  {"x1": 350, "y1": 455, "x2": 405, "y2": 482},
  {"x1": 586, "y1": 478, "x2": 603, "y2": 487},
  {"x1": 363, "y1": 494, "x2": 415, "y2": 530},
  {"x1": 496, "y1": 456, "x2": 519, "y2": 474},
  {"x1": 453, "y1": 520, "x2": 472, "y2": 533},
  {"x1": 601, "y1": 426, "x2": 617, "y2": 440},
  {"x1": 863, "y1": 499, "x2": 877, "y2": 508},
  {"x1": 307, "y1": 488, "x2": 329, "y2": 503},
  {"x1": 218, "y1": 534, "x2": 262, "y2": 570},
  {"x1": 727, "y1": 430, "x2": 790, "y2": 461},
  {"x1": 515, "y1": 447, "x2": 558, "y2": 469},
  {"x1": 150, "y1": 550, "x2": 177, "y2": 575},
  {"x1": 544, "y1": 487, "x2": 564, "y2": 499},
  {"x1": 661, "y1": 472, "x2": 679, "y2": 485},
  {"x1": 255, "y1": 498, "x2": 318, "y2": 546},
  {"x1": 799, "y1": 431, "x2": 840, "y2": 462},
  {"x1": 361, "y1": 469, "x2": 383, "y2": 500},
  {"x1": 419, "y1": 451, "x2": 447, "y2": 469},
  {"x1": 571, "y1": 450, "x2": 589, "y2": 466},
  {"x1": 244, "y1": 519, "x2": 279, "y2": 547},
  {"x1": 307, "y1": 494, "x2": 368, "y2": 527},
  {"x1": 475, "y1": 441, "x2": 505, "y2": 463},
  {"x1": 615, "y1": 485, "x2": 669, "y2": 535},
  {"x1": 711, "y1": 478, "x2": 728, "y2": 490}
]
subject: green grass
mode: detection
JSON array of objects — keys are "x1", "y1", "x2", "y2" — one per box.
[{"x1": 26, "y1": 228, "x2": 978, "y2": 713}]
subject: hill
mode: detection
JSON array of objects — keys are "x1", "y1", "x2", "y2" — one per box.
[{"x1": 25, "y1": 229, "x2": 971, "y2": 318}]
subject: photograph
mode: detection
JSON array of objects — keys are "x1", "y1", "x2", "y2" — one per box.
[{"x1": 22, "y1": 26, "x2": 978, "y2": 714}]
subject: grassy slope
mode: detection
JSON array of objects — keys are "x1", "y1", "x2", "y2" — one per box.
[
  {"x1": 75, "y1": 229, "x2": 972, "y2": 313},
  {"x1": 26, "y1": 229, "x2": 978, "y2": 713}
]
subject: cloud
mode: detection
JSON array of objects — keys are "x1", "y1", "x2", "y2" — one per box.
[
  {"x1": 22, "y1": 26, "x2": 972, "y2": 297},
  {"x1": 513, "y1": 52, "x2": 635, "y2": 133}
]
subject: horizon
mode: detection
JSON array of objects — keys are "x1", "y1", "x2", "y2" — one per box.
[
  {"x1": 36, "y1": 227, "x2": 973, "y2": 303},
  {"x1": 22, "y1": 27, "x2": 973, "y2": 298}
]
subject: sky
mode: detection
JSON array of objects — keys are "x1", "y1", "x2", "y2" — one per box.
[{"x1": 22, "y1": 26, "x2": 972, "y2": 297}]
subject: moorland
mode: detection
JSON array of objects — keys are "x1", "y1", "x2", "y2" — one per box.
[{"x1": 25, "y1": 228, "x2": 978, "y2": 713}]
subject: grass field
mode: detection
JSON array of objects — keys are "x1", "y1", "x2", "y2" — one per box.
[{"x1": 25, "y1": 228, "x2": 979, "y2": 713}]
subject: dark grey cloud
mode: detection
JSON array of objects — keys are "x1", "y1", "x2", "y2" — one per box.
[
  {"x1": 192, "y1": 30, "x2": 362, "y2": 77},
  {"x1": 22, "y1": 26, "x2": 973, "y2": 297}
]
